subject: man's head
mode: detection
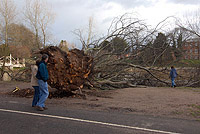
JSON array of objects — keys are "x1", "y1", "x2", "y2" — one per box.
[
  {"x1": 36, "y1": 59, "x2": 40, "y2": 66},
  {"x1": 171, "y1": 66, "x2": 174, "y2": 69},
  {"x1": 42, "y1": 54, "x2": 49, "y2": 63}
]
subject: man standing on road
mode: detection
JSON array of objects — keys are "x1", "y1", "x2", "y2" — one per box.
[
  {"x1": 36, "y1": 54, "x2": 49, "y2": 111},
  {"x1": 169, "y1": 66, "x2": 178, "y2": 88}
]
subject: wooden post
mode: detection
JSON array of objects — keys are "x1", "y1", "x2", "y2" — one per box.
[
  {"x1": 9, "y1": 54, "x2": 13, "y2": 70},
  {"x1": 22, "y1": 58, "x2": 25, "y2": 67}
]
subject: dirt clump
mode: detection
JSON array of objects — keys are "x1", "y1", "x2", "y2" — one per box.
[{"x1": 39, "y1": 46, "x2": 93, "y2": 94}]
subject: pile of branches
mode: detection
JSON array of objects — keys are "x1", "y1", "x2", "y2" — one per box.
[
  {"x1": 86, "y1": 15, "x2": 172, "y2": 89},
  {"x1": 8, "y1": 88, "x2": 34, "y2": 98},
  {"x1": 79, "y1": 14, "x2": 200, "y2": 89}
]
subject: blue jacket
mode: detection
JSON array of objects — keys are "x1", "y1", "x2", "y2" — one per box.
[
  {"x1": 170, "y1": 68, "x2": 177, "y2": 78},
  {"x1": 36, "y1": 61, "x2": 49, "y2": 82}
]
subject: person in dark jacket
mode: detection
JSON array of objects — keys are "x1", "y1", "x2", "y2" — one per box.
[
  {"x1": 169, "y1": 66, "x2": 178, "y2": 88},
  {"x1": 36, "y1": 54, "x2": 49, "y2": 111}
]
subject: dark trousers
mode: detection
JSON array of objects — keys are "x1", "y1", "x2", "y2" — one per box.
[{"x1": 32, "y1": 86, "x2": 40, "y2": 107}]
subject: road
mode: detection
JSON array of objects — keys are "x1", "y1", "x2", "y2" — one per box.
[{"x1": 0, "y1": 95, "x2": 199, "y2": 134}]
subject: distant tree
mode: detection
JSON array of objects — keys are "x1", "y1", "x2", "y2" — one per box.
[
  {"x1": 111, "y1": 37, "x2": 129, "y2": 53},
  {"x1": 0, "y1": 0, "x2": 17, "y2": 79},
  {"x1": 0, "y1": 0, "x2": 17, "y2": 53},
  {"x1": 178, "y1": 8, "x2": 200, "y2": 38},
  {"x1": 0, "y1": 21, "x2": 2, "y2": 44},
  {"x1": 38, "y1": 1, "x2": 55, "y2": 48},
  {"x1": 0, "y1": 44, "x2": 5, "y2": 57},
  {"x1": 7, "y1": 23, "x2": 37, "y2": 51},
  {"x1": 24, "y1": 0, "x2": 54, "y2": 49},
  {"x1": 151, "y1": 33, "x2": 171, "y2": 66},
  {"x1": 9, "y1": 45, "x2": 31, "y2": 58},
  {"x1": 140, "y1": 33, "x2": 172, "y2": 66},
  {"x1": 98, "y1": 40, "x2": 111, "y2": 51},
  {"x1": 74, "y1": 16, "x2": 96, "y2": 53},
  {"x1": 168, "y1": 27, "x2": 190, "y2": 60},
  {"x1": 58, "y1": 40, "x2": 76, "y2": 52},
  {"x1": 86, "y1": 17, "x2": 94, "y2": 50}
]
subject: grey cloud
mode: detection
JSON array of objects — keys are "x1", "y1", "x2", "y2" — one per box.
[
  {"x1": 48, "y1": 0, "x2": 155, "y2": 46},
  {"x1": 102, "y1": 0, "x2": 157, "y2": 8},
  {"x1": 50, "y1": 0, "x2": 87, "y2": 9},
  {"x1": 102, "y1": 17, "x2": 114, "y2": 24},
  {"x1": 51, "y1": 0, "x2": 157, "y2": 10},
  {"x1": 167, "y1": 0, "x2": 200, "y2": 5}
]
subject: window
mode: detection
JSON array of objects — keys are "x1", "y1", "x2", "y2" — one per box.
[
  {"x1": 185, "y1": 56, "x2": 188, "y2": 59},
  {"x1": 190, "y1": 49, "x2": 193, "y2": 53},
  {"x1": 195, "y1": 42, "x2": 198, "y2": 46},
  {"x1": 195, "y1": 49, "x2": 198, "y2": 54}
]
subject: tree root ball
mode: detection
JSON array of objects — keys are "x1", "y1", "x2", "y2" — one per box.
[{"x1": 39, "y1": 46, "x2": 93, "y2": 93}]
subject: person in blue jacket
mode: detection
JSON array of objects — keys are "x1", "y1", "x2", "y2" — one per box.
[
  {"x1": 36, "y1": 54, "x2": 49, "y2": 111},
  {"x1": 169, "y1": 66, "x2": 178, "y2": 88}
]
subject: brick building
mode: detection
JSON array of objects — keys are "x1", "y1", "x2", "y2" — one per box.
[{"x1": 182, "y1": 38, "x2": 200, "y2": 60}]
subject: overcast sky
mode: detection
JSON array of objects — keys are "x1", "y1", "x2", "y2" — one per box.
[{"x1": 16, "y1": 0, "x2": 200, "y2": 48}]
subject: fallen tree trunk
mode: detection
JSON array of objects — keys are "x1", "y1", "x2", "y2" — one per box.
[
  {"x1": 38, "y1": 47, "x2": 199, "y2": 94},
  {"x1": 39, "y1": 46, "x2": 93, "y2": 93}
]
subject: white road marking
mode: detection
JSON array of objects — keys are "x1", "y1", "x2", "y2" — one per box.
[
  {"x1": 0, "y1": 108, "x2": 180, "y2": 134},
  {"x1": 8, "y1": 101, "x2": 19, "y2": 104}
]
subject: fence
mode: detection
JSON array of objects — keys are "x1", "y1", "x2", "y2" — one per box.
[{"x1": 0, "y1": 54, "x2": 25, "y2": 69}]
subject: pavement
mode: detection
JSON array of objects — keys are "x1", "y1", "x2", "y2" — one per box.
[{"x1": 0, "y1": 95, "x2": 199, "y2": 134}]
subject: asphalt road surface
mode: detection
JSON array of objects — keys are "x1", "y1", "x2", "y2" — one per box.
[{"x1": 0, "y1": 96, "x2": 199, "y2": 134}]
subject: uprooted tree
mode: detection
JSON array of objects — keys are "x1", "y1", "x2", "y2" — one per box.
[
  {"x1": 37, "y1": 14, "x2": 200, "y2": 95},
  {"x1": 85, "y1": 15, "x2": 177, "y2": 89},
  {"x1": 73, "y1": 14, "x2": 200, "y2": 89}
]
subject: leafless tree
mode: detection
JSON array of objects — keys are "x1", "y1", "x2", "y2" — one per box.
[
  {"x1": 177, "y1": 8, "x2": 200, "y2": 38},
  {"x1": 86, "y1": 17, "x2": 94, "y2": 50},
  {"x1": 82, "y1": 14, "x2": 197, "y2": 89},
  {"x1": 0, "y1": 0, "x2": 17, "y2": 79},
  {"x1": 38, "y1": 1, "x2": 55, "y2": 48},
  {"x1": 24, "y1": 0, "x2": 41, "y2": 49},
  {"x1": 0, "y1": 22, "x2": 2, "y2": 43},
  {"x1": 81, "y1": 14, "x2": 164, "y2": 88},
  {"x1": 0, "y1": 0, "x2": 17, "y2": 48},
  {"x1": 175, "y1": 8, "x2": 200, "y2": 87},
  {"x1": 7, "y1": 24, "x2": 36, "y2": 49},
  {"x1": 24, "y1": 0, "x2": 54, "y2": 49},
  {"x1": 74, "y1": 16, "x2": 96, "y2": 53},
  {"x1": 72, "y1": 13, "x2": 200, "y2": 89}
]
